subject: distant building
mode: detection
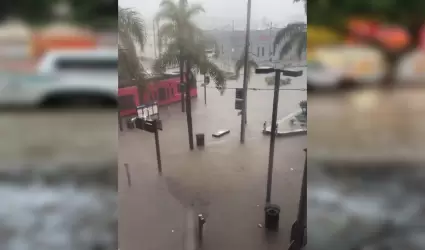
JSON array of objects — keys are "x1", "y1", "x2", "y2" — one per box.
[{"x1": 204, "y1": 27, "x2": 306, "y2": 67}]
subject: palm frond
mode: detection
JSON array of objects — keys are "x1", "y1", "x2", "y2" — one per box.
[
  {"x1": 157, "y1": 22, "x2": 177, "y2": 49},
  {"x1": 118, "y1": 7, "x2": 146, "y2": 86},
  {"x1": 277, "y1": 30, "x2": 307, "y2": 60},
  {"x1": 273, "y1": 22, "x2": 306, "y2": 52},
  {"x1": 296, "y1": 32, "x2": 307, "y2": 58},
  {"x1": 155, "y1": 0, "x2": 179, "y2": 22},
  {"x1": 119, "y1": 7, "x2": 146, "y2": 49},
  {"x1": 195, "y1": 58, "x2": 226, "y2": 94},
  {"x1": 185, "y1": 4, "x2": 205, "y2": 19},
  {"x1": 234, "y1": 52, "x2": 259, "y2": 81},
  {"x1": 152, "y1": 45, "x2": 180, "y2": 73}
]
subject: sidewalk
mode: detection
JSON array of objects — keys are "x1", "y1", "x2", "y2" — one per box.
[
  {"x1": 263, "y1": 110, "x2": 307, "y2": 137},
  {"x1": 119, "y1": 142, "x2": 195, "y2": 250}
]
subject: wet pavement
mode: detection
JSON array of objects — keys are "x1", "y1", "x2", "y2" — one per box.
[
  {"x1": 118, "y1": 71, "x2": 307, "y2": 250},
  {"x1": 309, "y1": 88, "x2": 425, "y2": 162}
]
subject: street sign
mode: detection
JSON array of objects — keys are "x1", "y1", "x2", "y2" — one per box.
[
  {"x1": 137, "y1": 103, "x2": 159, "y2": 120},
  {"x1": 235, "y1": 98, "x2": 243, "y2": 110},
  {"x1": 235, "y1": 88, "x2": 243, "y2": 99},
  {"x1": 143, "y1": 120, "x2": 156, "y2": 133},
  {"x1": 204, "y1": 75, "x2": 210, "y2": 84},
  {"x1": 281, "y1": 69, "x2": 303, "y2": 77}
]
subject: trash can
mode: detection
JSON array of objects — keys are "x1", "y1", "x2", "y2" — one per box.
[
  {"x1": 264, "y1": 204, "x2": 280, "y2": 231},
  {"x1": 127, "y1": 117, "x2": 136, "y2": 129},
  {"x1": 196, "y1": 133, "x2": 205, "y2": 147}
]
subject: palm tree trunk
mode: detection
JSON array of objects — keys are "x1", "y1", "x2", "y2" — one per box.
[
  {"x1": 185, "y1": 59, "x2": 194, "y2": 150},
  {"x1": 180, "y1": 51, "x2": 185, "y2": 112}
]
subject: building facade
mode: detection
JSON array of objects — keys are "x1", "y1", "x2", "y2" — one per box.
[{"x1": 204, "y1": 27, "x2": 306, "y2": 68}]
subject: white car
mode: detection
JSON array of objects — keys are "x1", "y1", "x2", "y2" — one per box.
[
  {"x1": 0, "y1": 48, "x2": 117, "y2": 108},
  {"x1": 307, "y1": 60, "x2": 347, "y2": 90}
]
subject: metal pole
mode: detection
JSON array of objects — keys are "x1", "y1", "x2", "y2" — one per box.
[
  {"x1": 204, "y1": 84, "x2": 207, "y2": 105},
  {"x1": 154, "y1": 120, "x2": 162, "y2": 174},
  {"x1": 153, "y1": 21, "x2": 157, "y2": 58},
  {"x1": 180, "y1": 54, "x2": 185, "y2": 112},
  {"x1": 185, "y1": 61, "x2": 194, "y2": 150},
  {"x1": 265, "y1": 70, "x2": 280, "y2": 203},
  {"x1": 240, "y1": 0, "x2": 252, "y2": 144},
  {"x1": 198, "y1": 214, "x2": 206, "y2": 245},
  {"x1": 124, "y1": 163, "x2": 131, "y2": 187},
  {"x1": 118, "y1": 112, "x2": 123, "y2": 131}
]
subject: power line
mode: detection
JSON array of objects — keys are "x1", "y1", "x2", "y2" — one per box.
[{"x1": 201, "y1": 85, "x2": 306, "y2": 91}]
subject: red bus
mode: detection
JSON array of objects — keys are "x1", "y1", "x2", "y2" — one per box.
[{"x1": 118, "y1": 72, "x2": 198, "y2": 117}]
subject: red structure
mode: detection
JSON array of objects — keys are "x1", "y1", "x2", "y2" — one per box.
[{"x1": 118, "y1": 73, "x2": 198, "y2": 117}]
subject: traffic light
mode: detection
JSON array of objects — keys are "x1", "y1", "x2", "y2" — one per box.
[
  {"x1": 204, "y1": 75, "x2": 210, "y2": 84},
  {"x1": 235, "y1": 88, "x2": 243, "y2": 99},
  {"x1": 235, "y1": 99, "x2": 243, "y2": 110},
  {"x1": 178, "y1": 83, "x2": 186, "y2": 92}
]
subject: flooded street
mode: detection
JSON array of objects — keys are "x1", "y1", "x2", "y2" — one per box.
[
  {"x1": 309, "y1": 88, "x2": 425, "y2": 162},
  {"x1": 0, "y1": 111, "x2": 117, "y2": 166},
  {"x1": 119, "y1": 70, "x2": 307, "y2": 250}
]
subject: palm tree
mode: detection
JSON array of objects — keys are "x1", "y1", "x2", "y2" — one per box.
[
  {"x1": 154, "y1": 0, "x2": 226, "y2": 150},
  {"x1": 273, "y1": 0, "x2": 306, "y2": 60},
  {"x1": 118, "y1": 7, "x2": 146, "y2": 88}
]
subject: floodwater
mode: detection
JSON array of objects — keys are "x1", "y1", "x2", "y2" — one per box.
[{"x1": 309, "y1": 88, "x2": 425, "y2": 162}]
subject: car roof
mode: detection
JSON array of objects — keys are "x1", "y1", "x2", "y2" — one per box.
[{"x1": 43, "y1": 48, "x2": 117, "y2": 59}]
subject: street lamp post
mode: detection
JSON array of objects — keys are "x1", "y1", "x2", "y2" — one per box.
[
  {"x1": 255, "y1": 67, "x2": 302, "y2": 204},
  {"x1": 255, "y1": 67, "x2": 302, "y2": 231},
  {"x1": 240, "y1": 0, "x2": 252, "y2": 144}
]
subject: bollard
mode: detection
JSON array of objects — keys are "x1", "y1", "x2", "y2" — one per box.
[
  {"x1": 196, "y1": 133, "x2": 205, "y2": 147},
  {"x1": 124, "y1": 163, "x2": 131, "y2": 187},
  {"x1": 198, "y1": 214, "x2": 206, "y2": 244},
  {"x1": 264, "y1": 204, "x2": 280, "y2": 231}
]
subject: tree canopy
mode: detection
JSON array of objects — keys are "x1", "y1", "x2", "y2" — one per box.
[
  {"x1": 308, "y1": 0, "x2": 425, "y2": 40},
  {"x1": 154, "y1": 0, "x2": 226, "y2": 92},
  {"x1": 0, "y1": 0, "x2": 117, "y2": 29}
]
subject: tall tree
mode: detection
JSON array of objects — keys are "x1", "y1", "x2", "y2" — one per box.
[
  {"x1": 118, "y1": 7, "x2": 147, "y2": 89},
  {"x1": 154, "y1": 0, "x2": 226, "y2": 150}
]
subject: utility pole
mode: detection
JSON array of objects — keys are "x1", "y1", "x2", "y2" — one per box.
[
  {"x1": 153, "y1": 120, "x2": 162, "y2": 174},
  {"x1": 180, "y1": 55, "x2": 185, "y2": 112},
  {"x1": 269, "y1": 22, "x2": 273, "y2": 58},
  {"x1": 240, "y1": 0, "x2": 252, "y2": 144},
  {"x1": 185, "y1": 60, "x2": 194, "y2": 150},
  {"x1": 153, "y1": 21, "x2": 157, "y2": 58}
]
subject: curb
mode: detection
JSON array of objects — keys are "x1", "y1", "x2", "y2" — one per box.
[{"x1": 263, "y1": 129, "x2": 307, "y2": 137}]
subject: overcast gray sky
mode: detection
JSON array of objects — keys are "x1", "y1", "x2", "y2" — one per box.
[{"x1": 119, "y1": 0, "x2": 306, "y2": 30}]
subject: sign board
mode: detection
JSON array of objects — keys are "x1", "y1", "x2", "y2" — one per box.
[{"x1": 137, "y1": 103, "x2": 159, "y2": 120}]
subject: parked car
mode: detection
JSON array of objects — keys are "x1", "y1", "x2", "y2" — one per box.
[
  {"x1": 0, "y1": 48, "x2": 117, "y2": 108},
  {"x1": 308, "y1": 45, "x2": 385, "y2": 90}
]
